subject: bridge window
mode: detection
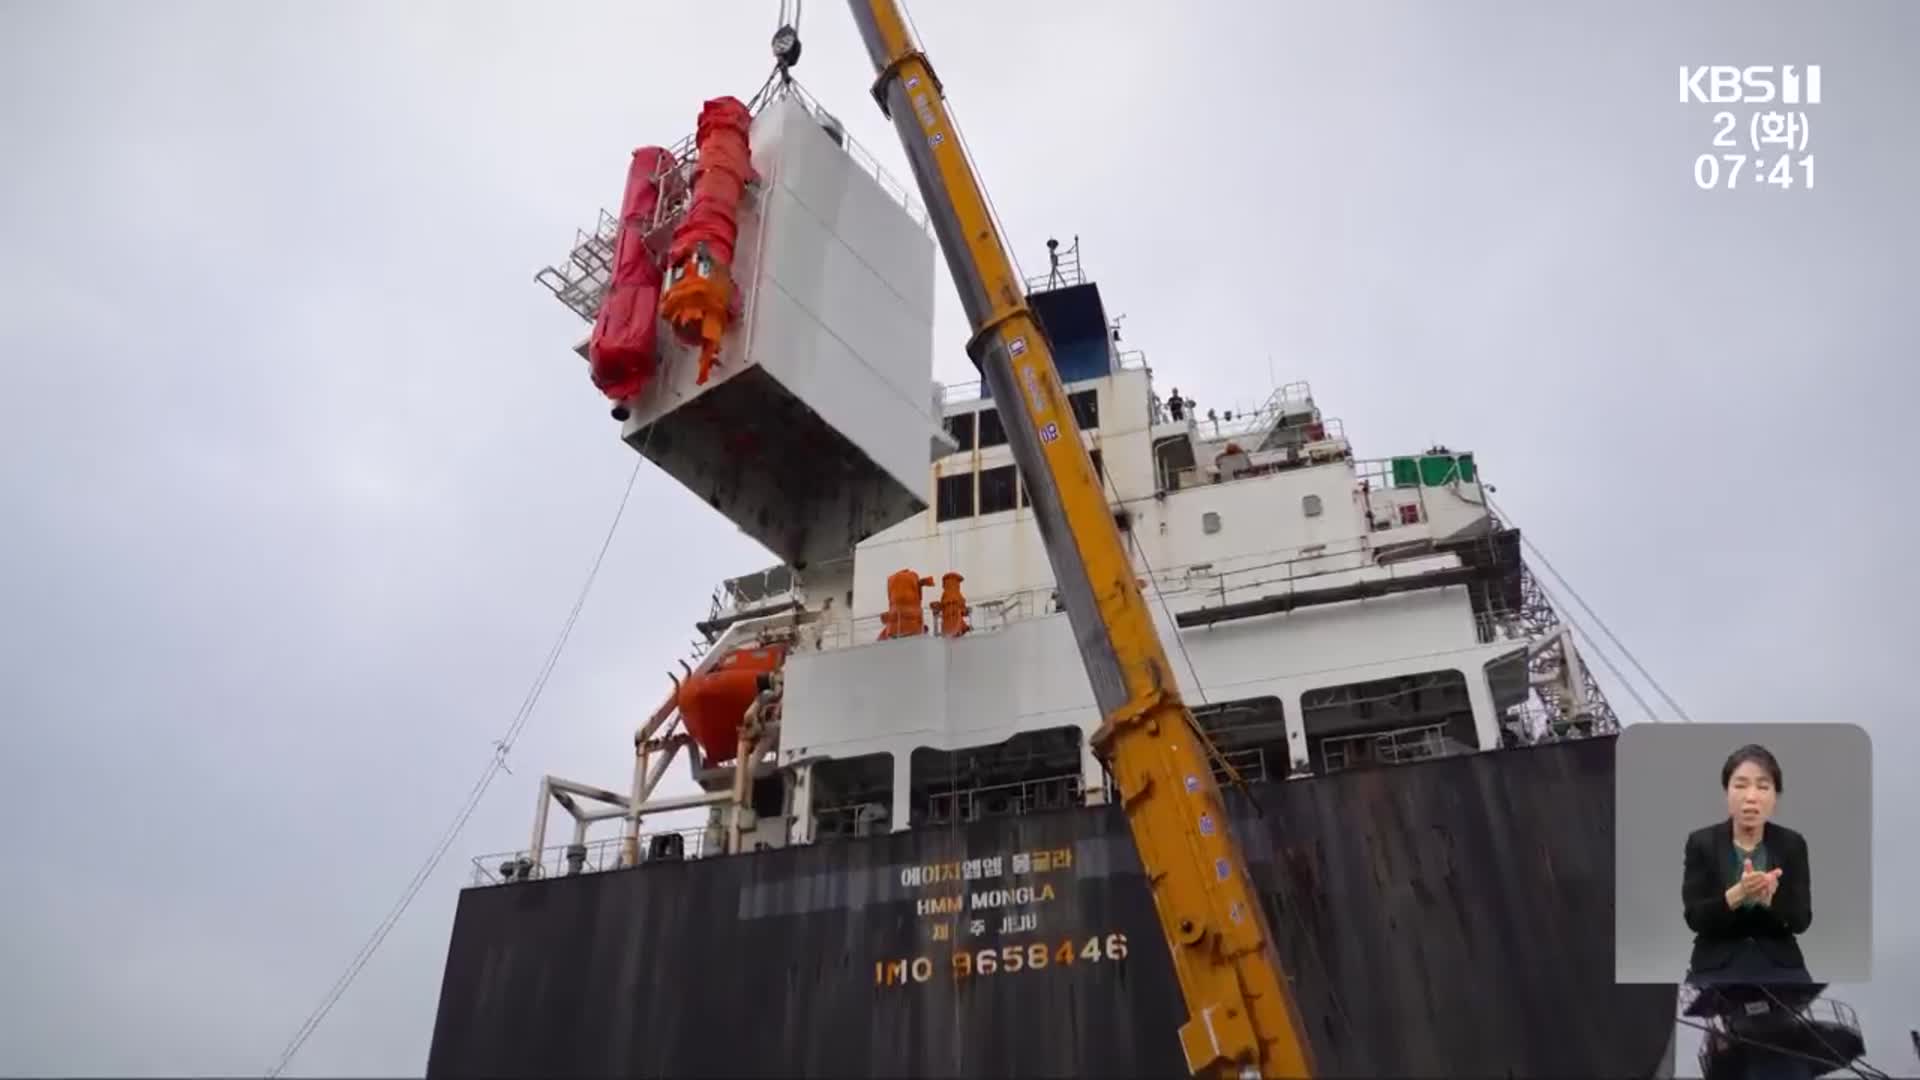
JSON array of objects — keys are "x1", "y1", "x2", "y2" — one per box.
[
  {"x1": 936, "y1": 450, "x2": 1103, "y2": 522},
  {"x1": 977, "y1": 407, "x2": 1008, "y2": 448},
  {"x1": 944, "y1": 411, "x2": 975, "y2": 452},
  {"x1": 979, "y1": 464, "x2": 1018, "y2": 515},
  {"x1": 935, "y1": 471, "x2": 974, "y2": 522},
  {"x1": 1014, "y1": 451, "x2": 1103, "y2": 511},
  {"x1": 1069, "y1": 389, "x2": 1099, "y2": 431}
]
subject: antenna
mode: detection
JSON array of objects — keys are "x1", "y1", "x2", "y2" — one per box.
[{"x1": 1035, "y1": 235, "x2": 1083, "y2": 291}]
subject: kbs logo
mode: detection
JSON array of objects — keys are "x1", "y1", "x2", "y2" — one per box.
[{"x1": 1679, "y1": 65, "x2": 1822, "y2": 104}]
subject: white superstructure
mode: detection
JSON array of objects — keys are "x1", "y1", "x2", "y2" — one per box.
[
  {"x1": 502, "y1": 85, "x2": 1617, "y2": 883},
  {"x1": 707, "y1": 307, "x2": 1612, "y2": 846}
]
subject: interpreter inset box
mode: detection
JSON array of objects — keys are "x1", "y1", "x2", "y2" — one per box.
[{"x1": 1613, "y1": 722, "x2": 1872, "y2": 985}]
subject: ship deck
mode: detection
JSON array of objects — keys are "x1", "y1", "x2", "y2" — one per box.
[{"x1": 428, "y1": 735, "x2": 1675, "y2": 1078}]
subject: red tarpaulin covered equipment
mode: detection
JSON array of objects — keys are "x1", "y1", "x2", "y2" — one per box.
[
  {"x1": 588, "y1": 146, "x2": 678, "y2": 418},
  {"x1": 660, "y1": 96, "x2": 756, "y2": 386}
]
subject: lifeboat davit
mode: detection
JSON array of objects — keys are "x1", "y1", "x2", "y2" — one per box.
[
  {"x1": 659, "y1": 96, "x2": 756, "y2": 386},
  {"x1": 677, "y1": 644, "x2": 785, "y2": 764},
  {"x1": 588, "y1": 146, "x2": 678, "y2": 418}
]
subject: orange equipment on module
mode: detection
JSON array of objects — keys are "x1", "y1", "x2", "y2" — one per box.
[
  {"x1": 676, "y1": 644, "x2": 786, "y2": 765},
  {"x1": 587, "y1": 146, "x2": 678, "y2": 419},
  {"x1": 659, "y1": 96, "x2": 756, "y2": 386},
  {"x1": 930, "y1": 572, "x2": 970, "y2": 637},
  {"x1": 877, "y1": 570, "x2": 933, "y2": 640}
]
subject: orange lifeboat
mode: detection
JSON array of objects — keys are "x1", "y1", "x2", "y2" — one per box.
[{"x1": 677, "y1": 644, "x2": 785, "y2": 765}]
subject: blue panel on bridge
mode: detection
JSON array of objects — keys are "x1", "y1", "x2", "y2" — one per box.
[{"x1": 980, "y1": 281, "x2": 1114, "y2": 397}]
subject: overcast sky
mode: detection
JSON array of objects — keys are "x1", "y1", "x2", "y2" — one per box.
[{"x1": 2, "y1": 1, "x2": 1914, "y2": 1076}]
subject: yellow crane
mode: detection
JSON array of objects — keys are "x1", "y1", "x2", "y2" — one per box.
[{"x1": 843, "y1": 3, "x2": 1315, "y2": 1076}]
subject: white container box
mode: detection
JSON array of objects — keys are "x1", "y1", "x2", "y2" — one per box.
[{"x1": 616, "y1": 94, "x2": 940, "y2": 569}]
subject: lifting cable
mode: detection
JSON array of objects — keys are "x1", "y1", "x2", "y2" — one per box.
[
  {"x1": 746, "y1": 1, "x2": 805, "y2": 116},
  {"x1": 264, "y1": 457, "x2": 645, "y2": 1078},
  {"x1": 1535, "y1": 570, "x2": 1663, "y2": 725},
  {"x1": 1488, "y1": 494, "x2": 1693, "y2": 723}
]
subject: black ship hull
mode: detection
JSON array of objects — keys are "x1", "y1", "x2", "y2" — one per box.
[{"x1": 428, "y1": 736, "x2": 1675, "y2": 1077}]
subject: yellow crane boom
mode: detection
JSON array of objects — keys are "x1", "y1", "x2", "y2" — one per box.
[{"x1": 845, "y1": 3, "x2": 1315, "y2": 1076}]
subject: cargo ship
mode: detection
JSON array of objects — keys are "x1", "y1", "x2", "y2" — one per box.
[{"x1": 427, "y1": 84, "x2": 1683, "y2": 1077}]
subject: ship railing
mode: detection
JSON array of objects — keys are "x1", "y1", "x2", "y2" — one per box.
[
  {"x1": 1024, "y1": 237, "x2": 1086, "y2": 292},
  {"x1": 934, "y1": 351, "x2": 1148, "y2": 414},
  {"x1": 1320, "y1": 722, "x2": 1471, "y2": 774},
  {"x1": 641, "y1": 85, "x2": 936, "y2": 261},
  {"x1": 535, "y1": 82, "x2": 930, "y2": 327},
  {"x1": 812, "y1": 801, "x2": 892, "y2": 841},
  {"x1": 1190, "y1": 382, "x2": 1320, "y2": 444},
  {"x1": 1152, "y1": 536, "x2": 1466, "y2": 615},
  {"x1": 1356, "y1": 456, "x2": 1472, "y2": 535},
  {"x1": 1507, "y1": 698, "x2": 1595, "y2": 745},
  {"x1": 811, "y1": 586, "x2": 1055, "y2": 650},
  {"x1": 811, "y1": 537, "x2": 1478, "y2": 652},
  {"x1": 933, "y1": 379, "x2": 982, "y2": 410},
  {"x1": 921, "y1": 772, "x2": 1084, "y2": 827},
  {"x1": 533, "y1": 210, "x2": 622, "y2": 325},
  {"x1": 705, "y1": 564, "x2": 800, "y2": 629},
  {"x1": 1210, "y1": 746, "x2": 1268, "y2": 786},
  {"x1": 777, "y1": 79, "x2": 933, "y2": 239},
  {"x1": 470, "y1": 826, "x2": 716, "y2": 887},
  {"x1": 1474, "y1": 609, "x2": 1529, "y2": 645}
]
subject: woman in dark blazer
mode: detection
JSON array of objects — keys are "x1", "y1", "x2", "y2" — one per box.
[{"x1": 1682, "y1": 743, "x2": 1812, "y2": 983}]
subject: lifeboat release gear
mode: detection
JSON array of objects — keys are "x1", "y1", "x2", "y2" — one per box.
[
  {"x1": 676, "y1": 644, "x2": 786, "y2": 765},
  {"x1": 877, "y1": 570, "x2": 933, "y2": 640},
  {"x1": 930, "y1": 571, "x2": 970, "y2": 637},
  {"x1": 659, "y1": 96, "x2": 756, "y2": 387},
  {"x1": 588, "y1": 146, "x2": 679, "y2": 417}
]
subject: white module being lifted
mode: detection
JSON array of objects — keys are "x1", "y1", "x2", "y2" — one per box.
[{"x1": 607, "y1": 92, "x2": 942, "y2": 569}]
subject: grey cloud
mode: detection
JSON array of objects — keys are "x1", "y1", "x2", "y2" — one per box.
[{"x1": 1, "y1": 0, "x2": 1914, "y2": 1076}]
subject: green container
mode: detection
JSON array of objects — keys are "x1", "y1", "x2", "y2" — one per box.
[{"x1": 1419, "y1": 455, "x2": 1458, "y2": 486}]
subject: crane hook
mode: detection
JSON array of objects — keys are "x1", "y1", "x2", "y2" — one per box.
[
  {"x1": 771, "y1": 24, "x2": 801, "y2": 72},
  {"x1": 771, "y1": 0, "x2": 802, "y2": 74}
]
